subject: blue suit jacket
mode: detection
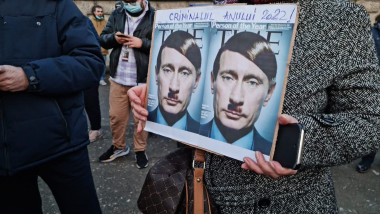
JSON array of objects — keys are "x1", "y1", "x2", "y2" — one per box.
[
  {"x1": 199, "y1": 120, "x2": 272, "y2": 155},
  {"x1": 148, "y1": 107, "x2": 200, "y2": 133}
]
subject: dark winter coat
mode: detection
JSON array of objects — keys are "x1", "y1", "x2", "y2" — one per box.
[{"x1": 0, "y1": 0, "x2": 104, "y2": 176}]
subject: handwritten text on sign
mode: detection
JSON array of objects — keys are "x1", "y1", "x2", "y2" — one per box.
[{"x1": 155, "y1": 4, "x2": 297, "y2": 24}]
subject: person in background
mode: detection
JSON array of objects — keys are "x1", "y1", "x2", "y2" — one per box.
[
  {"x1": 356, "y1": 14, "x2": 380, "y2": 173},
  {"x1": 98, "y1": 0, "x2": 154, "y2": 169},
  {"x1": 91, "y1": 5, "x2": 109, "y2": 86},
  {"x1": 84, "y1": 18, "x2": 104, "y2": 143},
  {"x1": 115, "y1": 1, "x2": 123, "y2": 9},
  {"x1": 0, "y1": 0, "x2": 104, "y2": 213},
  {"x1": 129, "y1": 0, "x2": 380, "y2": 212}
]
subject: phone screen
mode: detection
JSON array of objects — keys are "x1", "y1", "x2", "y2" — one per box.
[
  {"x1": 273, "y1": 123, "x2": 305, "y2": 170},
  {"x1": 117, "y1": 34, "x2": 128, "y2": 38}
]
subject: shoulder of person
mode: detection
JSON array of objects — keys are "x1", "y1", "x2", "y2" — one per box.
[
  {"x1": 322, "y1": 0, "x2": 369, "y2": 17},
  {"x1": 304, "y1": 0, "x2": 370, "y2": 27},
  {"x1": 112, "y1": 7, "x2": 125, "y2": 15},
  {"x1": 147, "y1": 2, "x2": 156, "y2": 12}
]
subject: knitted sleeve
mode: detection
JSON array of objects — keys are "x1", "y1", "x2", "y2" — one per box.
[{"x1": 293, "y1": 3, "x2": 380, "y2": 168}]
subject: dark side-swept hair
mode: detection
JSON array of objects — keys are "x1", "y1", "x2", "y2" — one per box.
[
  {"x1": 156, "y1": 30, "x2": 201, "y2": 74},
  {"x1": 91, "y1": 5, "x2": 103, "y2": 16},
  {"x1": 212, "y1": 31, "x2": 277, "y2": 83}
]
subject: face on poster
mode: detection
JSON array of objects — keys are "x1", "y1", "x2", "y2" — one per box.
[
  {"x1": 147, "y1": 24, "x2": 210, "y2": 132},
  {"x1": 200, "y1": 24, "x2": 294, "y2": 150},
  {"x1": 198, "y1": 29, "x2": 282, "y2": 153}
]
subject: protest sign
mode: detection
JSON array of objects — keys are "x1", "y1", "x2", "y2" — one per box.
[{"x1": 145, "y1": 4, "x2": 299, "y2": 161}]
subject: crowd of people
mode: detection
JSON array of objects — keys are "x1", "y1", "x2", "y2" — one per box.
[{"x1": 0, "y1": 0, "x2": 379, "y2": 213}]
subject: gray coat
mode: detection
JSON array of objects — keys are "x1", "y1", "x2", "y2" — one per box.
[{"x1": 204, "y1": 0, "x2": 380, "y2": 213}]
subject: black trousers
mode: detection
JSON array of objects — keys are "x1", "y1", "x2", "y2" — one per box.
[
  {"x1": 0, "y1": 147, "x2": 101, "y2": 214},
  {"x1": 84, "y1": 85, "x2": 101, "y2": 130}
]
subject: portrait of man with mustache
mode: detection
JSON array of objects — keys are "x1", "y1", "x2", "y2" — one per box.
[
  {"x1": 200, "y1": 31, "x2": 277, "y2": 155},
  {"x1": 148, "y1": 31, "x2": 202, "y2": 133}
]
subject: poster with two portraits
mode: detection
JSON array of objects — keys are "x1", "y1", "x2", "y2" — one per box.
[{"x1": 145, "y1": 4, "x2": 299, "y2": 162}]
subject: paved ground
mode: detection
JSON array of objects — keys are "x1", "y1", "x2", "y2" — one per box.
[{"x1": 40, "y1": 81, "x2": 380, "y2": 214}]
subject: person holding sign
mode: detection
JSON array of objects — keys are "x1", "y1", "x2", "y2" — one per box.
[
  {"x1": 199, "y1": 32, "x2": 276, "y2": 155},
  {"x1": 148, "y1": 31, "x2": 202, "y2": 133},
  {"x1": 128, "y1": 0, "x2": 380, "y2": 213}
]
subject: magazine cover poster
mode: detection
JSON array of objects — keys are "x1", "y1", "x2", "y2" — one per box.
[
  {"x1": 145, "y1": 4, "x2": 298, "y2": 162},
  {"x1": 199, "y1": 11, "x2": 296, "y2": 159},
  {"x1": 146, "y1": 15, "x2": 211, "y2": 134}
]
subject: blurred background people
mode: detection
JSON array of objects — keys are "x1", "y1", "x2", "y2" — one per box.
[
  {"x1": 91, "y1": 5, "x2": 109, "y2": 86},
  {"x1": 115, "y1": 1, "x2": 123, "y2": 9},
  {"x1": 85, "y1": 17, "x2": 104, "y2": 143},
  {"x1": 99, "y1": 0, "x2": 155, "y2": 169}
]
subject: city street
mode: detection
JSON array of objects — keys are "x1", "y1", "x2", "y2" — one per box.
[{"x1": 40, "y1": 81, "x2": 380, "y2": 214}]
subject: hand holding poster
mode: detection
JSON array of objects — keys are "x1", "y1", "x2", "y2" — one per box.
[{"x1": 145, "y1": 4, "x2": 299, "y2": 162}]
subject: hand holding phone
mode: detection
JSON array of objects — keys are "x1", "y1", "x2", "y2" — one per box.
[
  {"x1": 273, "y1": 123, "x2": 305, "y2": 170},
  {"x1": 116, "y1": 33, "x2": 128, "y2": 38},
  {"x1": 115, "y1": 32, "x2": 129, "y2": 45}
]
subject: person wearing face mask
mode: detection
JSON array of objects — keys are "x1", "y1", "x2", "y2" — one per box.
[
  {"x1": 91, "y1": 5, "x2": 109, "y2": 86},
  {"x1": 99, "y1": 0, "x2": 154, "y2": 169},
  {"x1": 84, "y1": 5, "x2": 108, "y2": 145}
]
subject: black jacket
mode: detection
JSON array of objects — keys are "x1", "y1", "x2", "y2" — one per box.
[
  {"x1": 0, "y1": 0, "x2": 104, "y2": 175},
  {"x1": 99, "y1": 4, "x2": 155, "y2": 84}
]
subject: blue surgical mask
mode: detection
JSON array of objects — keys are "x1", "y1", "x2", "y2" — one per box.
[
  {"x1": 124, "y1": 1, "x2": 142, "y2": 13},
  {"x1": 95, "y1": 15, "x2": 104, "y2": 20}
]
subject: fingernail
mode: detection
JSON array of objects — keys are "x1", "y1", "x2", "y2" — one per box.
[
  {"x1": 243, "y1": 157, "x2": 250, "y2": 163},
  {"x1": 255, "y1": 151, "x2": 261, "y2": 161}
]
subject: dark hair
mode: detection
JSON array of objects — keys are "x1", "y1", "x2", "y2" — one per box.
[
  {"x1": 375, "y1": 14, "x2": 380, "y2": 24},
  {"x1": 212, "y1": 32, "x2": 277, "y2": 84},
  {"x1": 91, "y1": 5, "x2": 103, "y2": 16},
  {"x1": 156, "y1": 31, "x2": 201, "y2": 74}
]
